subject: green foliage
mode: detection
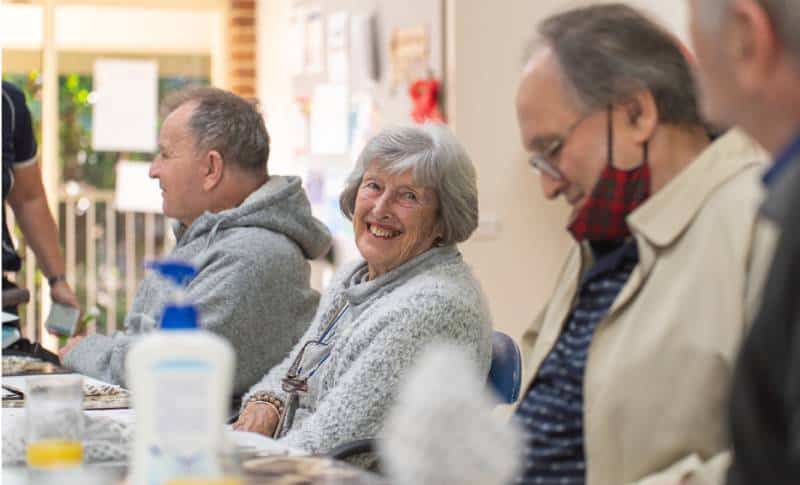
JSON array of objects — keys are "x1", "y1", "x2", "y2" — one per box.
[{"x1": 3, "y1": 71, "x2": 208, "y2": 190}]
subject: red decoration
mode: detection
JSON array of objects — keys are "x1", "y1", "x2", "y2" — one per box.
[{"x1": 409, "y1": 78, "x2": 444, "y2": 123}]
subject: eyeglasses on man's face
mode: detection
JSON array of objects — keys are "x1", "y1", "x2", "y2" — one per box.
[{"x1": 527, "y1": 111, "x2": 593, "y2": 181}]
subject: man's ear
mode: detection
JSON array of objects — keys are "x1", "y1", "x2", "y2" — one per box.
[
  {"x1": 623, "y1": 89, "x2": 658, "y2": 145},
  {"x1": 202, "y1": 150, "x2": 224, "y2": 191},
  {"x1": 728, "y1": 0, "x2": 780, "y2": 93}
]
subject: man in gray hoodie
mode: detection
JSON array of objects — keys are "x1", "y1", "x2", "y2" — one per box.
[{"x1": 60, "y1": 87, "x2": 332, "y2": 396}]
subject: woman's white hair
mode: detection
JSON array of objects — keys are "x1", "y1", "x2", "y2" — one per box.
[{"x1": 339, "y1": 123, "x2": 479, "y2": 245}]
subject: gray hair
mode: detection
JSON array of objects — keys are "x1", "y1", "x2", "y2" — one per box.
[
  {"x1": 161, "y1": 87, "x2": 270, "y2": 173},
  {"x1": 700, "y1": 1, "x2": 800, "y2": 60},
  {"x1": 529, "y1": 3, "x2": 702, "y2": 126},
  {"x1": 339, "y1": 124, "x2": 479, "y2": 245}
]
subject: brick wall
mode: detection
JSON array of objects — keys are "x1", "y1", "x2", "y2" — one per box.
[{"x1": 228, "y1": 0, "x2": 257, "y2": 99}]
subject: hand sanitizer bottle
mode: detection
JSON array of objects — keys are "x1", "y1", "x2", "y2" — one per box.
[{"x1": 126, "y1": 260, "x2": 235, "y2": 485}]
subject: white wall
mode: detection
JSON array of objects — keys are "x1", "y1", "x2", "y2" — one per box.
[
  {"x1": 257, "y1": 0, "x2": 296, "y2": 176},
  {"x1": 447, "y1": 0, "x2": 689, "y2": 341},
  {"x1": 447, "y1": 0, "x2": 572, "y2": 341},
  {"x1": 258, "y1": 0, "x2": 690, "y2": 341},
  {"x1": 0, "y1": 4, "x2": 218, "y2": 53}
]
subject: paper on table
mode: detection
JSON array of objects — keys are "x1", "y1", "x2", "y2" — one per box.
[
  {"x1": 225, "y1": 428, "x2": 306, "y2": 457},
  {"x1": 2, "y1": 387, "x2": 19, "y2": 399},
  {"x1": 2, "y1": 375, "x2": 130, "y2": 410},
  {"x1": 2, "y1": 374, "x2": 117, "y2": 392}
]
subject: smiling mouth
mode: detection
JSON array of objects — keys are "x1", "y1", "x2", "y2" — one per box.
[{"x1": 367, "y1": 223, "x2": 402, "y2": 239}]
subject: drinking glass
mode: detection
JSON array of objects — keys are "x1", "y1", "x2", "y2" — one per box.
[{"x1": 25, "y1": 374, "x2": 84, "y2": 468}]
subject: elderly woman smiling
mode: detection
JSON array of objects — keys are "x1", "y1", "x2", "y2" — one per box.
[{"x1": 232, "y1": 124, "x2": 492, "y2": 452}]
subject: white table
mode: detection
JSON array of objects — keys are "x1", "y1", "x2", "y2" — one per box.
[{"x1": 2, "y1": 373, "x2": 302, "y2": 484}]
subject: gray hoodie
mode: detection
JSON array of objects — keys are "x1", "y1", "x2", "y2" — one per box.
[{"x1": 64, "y1": 175, "x2": 332, "y2": 396}]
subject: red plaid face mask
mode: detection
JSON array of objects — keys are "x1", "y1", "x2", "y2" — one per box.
[{"x1": 567, "y1": 107, "x2": 651, "y2": 242}]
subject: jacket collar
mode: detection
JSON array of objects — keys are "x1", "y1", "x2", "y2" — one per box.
[
  {"x1": 585, "y1": 129, "x2": 766, "y2": 317},
  {"x1": 342, "y1": 245, "x2": 461, "y2": 306},
  {"x1": 524, "y1": 129, "x2": 767, "y2": 376},
  {"x1": 626, "y1": 129, "x2": 765, "y2": 249}
]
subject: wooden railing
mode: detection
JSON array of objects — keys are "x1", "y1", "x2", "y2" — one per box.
[
  {"x1": 8, "y1": 184, "x2": 333, "y2": 348},
  {"x1": 8, "y1": 184, "x2": 175, "y2": 343}
]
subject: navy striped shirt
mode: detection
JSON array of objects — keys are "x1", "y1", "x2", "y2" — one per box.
[{"x1": 514, "y1": 241, "x2": 638, "y2": 485}]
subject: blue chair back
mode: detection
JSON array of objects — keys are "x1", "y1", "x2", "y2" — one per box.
[{"x1": 487, "y1": 330, "x2": 522, "y2": 404}]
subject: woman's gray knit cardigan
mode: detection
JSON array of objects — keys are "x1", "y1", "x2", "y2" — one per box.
[{"x1": 242, "y1": 245, "x2": 493, "y2": 453}]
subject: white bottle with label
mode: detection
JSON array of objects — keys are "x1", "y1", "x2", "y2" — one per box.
[{"x1": 126, "y1": 261, "x2": 235, "y2": 485}]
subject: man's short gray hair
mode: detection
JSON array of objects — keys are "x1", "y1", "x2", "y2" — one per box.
[
  {"x1": 339, "y1": 124, "x2": 479, "y2": 245},
  {"x1": 702, "y1": 0, "x2": 800, "y2": 60},
  {"x1": 530, "y1": 3, "x2": 701, "y2": 126},
  {"x1": 162, "y1": 87, "x2": 270, "y2": 173}
]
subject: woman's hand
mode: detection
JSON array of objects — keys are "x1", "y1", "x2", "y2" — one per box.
[{"x1": 232, "y1": 401, "x2": 280, "y2": 437}]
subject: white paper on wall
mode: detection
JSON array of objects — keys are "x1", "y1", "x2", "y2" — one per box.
[
  {"x1": 350, "y1": 93, "x2": 380, "y2": 164},
  {"x1": 327, "y1": 11, "x2": 349, "y2": 83},
  {"x1": 92, "y1": 59, "x2": 158, "y2": 152},
  {"x1": 288, "y1": 98, "x2": 309, "y2": 156},
  {"x1": 114, "y1": 160, "x2": 162, "y2": 213},
  {"x1": 288, "y1": 6, "x2": 306, "y2": 76},
  {"x1": 305, "y1": 7, "x2": 324, "y2": 74},
  {"x1": 351, "y1": 13, "x2": 378, "y2": 87},
  {"x1": 310, "y1": 84, "x2": 349, "y2": 155}
]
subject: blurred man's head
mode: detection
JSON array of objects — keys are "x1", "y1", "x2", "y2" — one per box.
[
  {"x1": 517, "y1": 4, "x2": 707, "y2": 241},
  {"x1": 688, "y1": 0, "x2": 800, "y2": 154},
  {"x1": 149, "y1": 87, "x2": 270, "y2": 225}
]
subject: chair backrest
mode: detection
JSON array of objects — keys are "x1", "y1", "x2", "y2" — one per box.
[{"x1": 487, "y1": 331, "x2": 522, "y2": 404}]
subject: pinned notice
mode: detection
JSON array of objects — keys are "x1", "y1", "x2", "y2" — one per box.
[{"x1": 92, "y1": 59, "x2": 158, "y2": 153}]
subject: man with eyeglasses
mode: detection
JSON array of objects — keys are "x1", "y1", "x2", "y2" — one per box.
[{"x1": 511, "y1": 5, "x2": 771, "y2": 485}]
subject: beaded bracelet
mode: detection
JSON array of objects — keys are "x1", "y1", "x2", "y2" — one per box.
[
  {"x1": 250, "y1": 400, "x2": 280, "y2": 418},
  {"x1": 247, "y1": 392, "x2": 285, "y2": 417}
]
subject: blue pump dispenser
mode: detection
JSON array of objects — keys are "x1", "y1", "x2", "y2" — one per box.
[{"x1": 146, "y1": 260, "x2": 199, "y2": 330}]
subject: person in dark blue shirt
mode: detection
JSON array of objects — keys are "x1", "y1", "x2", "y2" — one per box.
[{"x1": 2, "y1": 81, "x2": 78, "y2": 314}]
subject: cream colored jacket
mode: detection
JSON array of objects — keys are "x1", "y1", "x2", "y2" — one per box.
[{"x1": 517, "y1": 130, "x2": 777, "y2": 485}]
